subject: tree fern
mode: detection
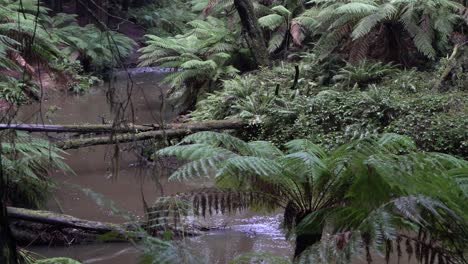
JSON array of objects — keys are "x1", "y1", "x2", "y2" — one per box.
[
  {"x1": 139, "y1": 16, "x2": 239, "y2": 90},
  {"x1": 311, "y1": 0, "x2": 464, "y2": 62},
  {"x1": 157, "y1": 132, "x2": 468, "y2": 260},
  {"x1": 258, "y1": 4, "x2": 320, "y2": 53},
  {"x1": 1, "y1": 131, "x2": 71, "y2": 208},
  {"x1": 47, "y1": 15, "x2": 136, "y2": 71}
]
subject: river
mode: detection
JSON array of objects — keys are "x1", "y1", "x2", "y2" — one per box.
[{"x1": 17, "y1": 70, "x2": 294, "y2": 263}]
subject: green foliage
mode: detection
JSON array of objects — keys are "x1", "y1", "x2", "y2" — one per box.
[
  {"x1": 129, "y1": 0, "x2": 197, "y2": 36},
  {"x1": 190, "y1": 57, "x2": 333, "y2": 121},
  {"x1": 158, "y1": 132, "x2": 468, "y2": 262},
  {"x1": 276, "y1": 88, "x2": 467, "y2": 156},
  {"x1": 0, "y1": 77, "x2": 32, "y2": 104},
  {"x1": 0, "y1": 2, "x2": 135, "y2": 81},
  {"x1": 0, "y1": 0, "x2": 61, "y2": 64},
  {"x1": 50, "y1": 59, "x2": 102, "y2": 94},
  {"x1": 191, "y1": 58, "x2": 467, "y2": 157},
  {"x1": 45, "y1": 13, "x2": 136, "y2": 72},
  {"x1": 139, "y1": 16, "x2": 240, "y2": 89},
  {"x1": 310, "y1": 0, "x2": 464, "y2": 61},
  {"x1": 33, "y1": 258, "x2": 81, "y2": 264},
  {"x1": 1, "y1": 131, "x2": 71, "y2": 208},
  {"x1": 332, "y1": 60, "x2": 399, "y2": 89},
  {"x1": 385, "y1": 93, "x2": 467, "y2": 156},
  {"x1": 0, "y1": 1, "x2": 135, "y2": 104},
  {"x1": 20, "y1": 249, "x2": 81, "y2": 263},
  {"x1": 258, "y1": 3, "x2": 319, "y2": 53}
]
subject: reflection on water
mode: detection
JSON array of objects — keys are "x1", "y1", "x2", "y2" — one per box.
[
  {"x1": 31, "y1": 214, "x2": 293, "y2": 264},
  {"x1": 189, "y1": 214, "x2": 293, "y2": 264},
  {"x1": 19, "y1": 71, "x2": 294, "y2": 263}
]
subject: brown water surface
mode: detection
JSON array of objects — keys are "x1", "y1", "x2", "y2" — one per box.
[{"x1": 18, "y1": 70, "x2": 294, "y2": 263}]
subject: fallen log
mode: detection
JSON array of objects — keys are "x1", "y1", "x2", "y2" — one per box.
[
  {"x1": 55, "y1": 119, "x2": 249, "y2": 150},
  {"x1": 0, "y1": 123, "x2": 152, "y2": 133},
  {"x1": 8, "y1": 207, "x2": 202, "y2": 246},
  {"x1": 7, "y1": 207, "x2": 127, "y2": 233},
  {"x1": 8, "y1": 206, "x2": 133, "y2": 246},
  {"x1": 0, "y1": 119, "x2": 249, "y2": 135}
]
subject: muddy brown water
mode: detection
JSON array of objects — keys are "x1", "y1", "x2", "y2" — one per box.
[
  {"x1": 16, "y1": 70, "x2": 414, "y2": 264},
  {"x1": 16, "y1": 71, "x2": 294, "y2": 263}
]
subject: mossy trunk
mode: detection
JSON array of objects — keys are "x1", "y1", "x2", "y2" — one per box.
[
  {"x1": 294, "y1": 233, "x2": 322, "y2": 258},
  {"x1": 233, "y1": 0, "x2": 270, "y2": 67},
  {"x1": 0, "y1": 145, "x2": 18, "y2": 264},
  {"x1": 0, "y1": 203, "x2": 18, "y2": 264},
  {"x1": 55, "y1": 119, "x2": 248, "y2": 149},
  {"x1": 293, "y1": 212, "x2": 322, "y2": 259}
]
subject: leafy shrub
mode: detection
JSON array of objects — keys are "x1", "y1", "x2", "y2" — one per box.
[
  {"x1": 311, "y1": 0, "x2": 465, "y2": 62},
  {"x1": 2, "y1": 132, "x2": 70, "y2": 208},
  {"x1": 262, "y1": 89, "x2": 467, "y2": 157},
  {"x1": 158, "y1": 131, "x2": 468, "y2": 261},
  {"x1": 380, "y1": 68, "x2": 435, "y2": 92},
  {"x1": 50, "y1": 58, "x2": 102, "y2": 94},
  {"x1": 386, "y1": 93, "x2": 467, "y2": 156},
  {"x1": 191, "y1": 61, "x2": 467, "y2": 157},
  {"x1": 47, "y1": 13, "x2": 136, "y2": 72},
  {"x1": 190, "y1": 57, "x2": 340, "y2": 121},
  {"x1": 139, "y1": 16, "x2": 239, "y2": 89},
  {"x1": 0, "y1": 77, "x2": 32, "y2": 104},
  {"x1": 258, "y1": 4, "x2": 319, "y2": 53},
  {"x1": 332, "y1": 60, "x2": 399, "y2": 89},
  {"x1": 128, "y1": 0, "x2": 196, "y2": 36},
  {"x1": 260, "y1": 88, "x2": 400, "y2": 147},
  {"x1": 0, "y1": 0, "x2": 61, "y2": 70}
]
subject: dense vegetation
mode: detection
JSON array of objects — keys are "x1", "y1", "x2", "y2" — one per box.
[{"x1": 0, "y1": 0, "x2": 467, "y2": 263}]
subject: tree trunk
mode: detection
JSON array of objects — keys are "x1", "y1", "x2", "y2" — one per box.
[
  {"x1": 76, "y1": 0, "x2": 90, "y2": 25},
  {"x1": 55, "y1": 119, "x2": 249, "y2": 149},
  {"x1": 7, "y1": 206, "x2": 201, "y2": 246},
  {"x1": 7, "y1": 207, "x2": 127, "y2": 234},
  {"x1": 52, "y1": 0, "x2": 63, "y2": 13},
  {"x1": 0, "y1": 123, "x2": 152, "y2": 133},
  {"x1": 0, "y1": 144, "x2": 19, "y2": 264},
  {"x1": 233, "y1": 0, "x2": 270, "y2": 67},
  {"x1": 45, "y1": 0, "x2": 63, "y2": 13},
  {"x1": 0, "y1": 203, "x2": 18, "y2": 264},
  {"x1": 434, "y1": 44, "x2": 466, "y2": 91},
  {"x1": 0, "y1": 119, "x2": 248, "y2": 134},
  {"x1": 122, "y1": 0, "x2": 131, "y2": 11},
  {"x1": 293, "y1": 212, "x2": 322, "y2": 259},
  {"x1": 294, "y1": 233, "x2": 322, "y2": 258}
]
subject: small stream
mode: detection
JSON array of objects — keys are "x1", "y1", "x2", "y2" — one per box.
[{"x1": 17, "y1": 70, "x2": 293, "y2": 263}]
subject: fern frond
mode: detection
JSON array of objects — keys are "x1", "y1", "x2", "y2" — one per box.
[{"x1": 259, "y1": 14, "x2": 286, "y2": 30}]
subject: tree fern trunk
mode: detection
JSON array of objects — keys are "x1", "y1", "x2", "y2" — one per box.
[
  {"x1": 233, "y1": 0, "x2": 270, "y2": 67},
  {"x1": 293, "y1": 212, "x2": 322, "y2": 259},
  {"x1": 76, "y1": 0, "x2": 90, "y2": 25},
  {"x1": 45, "y1": 0, "x2": 63, "y2": 13},
  {"x1": 0, "y1": 202, "x2": 19, "y2": 264},
  {"x1": 294, "y1": 233, "x2": 321, "y2": 259},
  {"x1": 0, "y1": 144, "x2": 19, "y2": 264}
]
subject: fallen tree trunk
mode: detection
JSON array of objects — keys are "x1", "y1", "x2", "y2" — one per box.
[
  {"x1": 56, "y1": 119, "x2": 249, "y2": 150},
  {"x1": 7, "y1": 207, "x2": 127, "y2": 234},
  {"x1": 0, "y1": 119, "x2": 248, "y2": 135},
  {"x1": 8, "y1": 207, "x2": 201, "y2": 246},
  {"x1": 8, "y1": 206, "x2": 132, "y2": 246},
  {"x1": 0, "y1": 123, "x2": 152, "y2": 133}
]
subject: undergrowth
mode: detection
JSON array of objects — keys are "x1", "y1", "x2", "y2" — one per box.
[{"x1": 190, "y1": 58, "x2": 467, "y2": 157}]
